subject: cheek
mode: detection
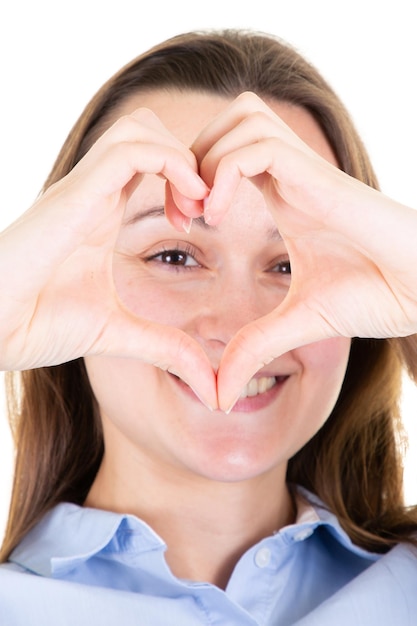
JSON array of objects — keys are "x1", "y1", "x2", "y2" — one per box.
[
  {"x1": 298, "y1": 337, "x2": 351, "y2": 374},
  {"x1": 85, "y1": 356, "x2": 160, "y2": 424},
  {"x1": 114, "y1": 262, "x2": 193, "y2": 328},
  {"x1": 295, "y1": 337, "x2": 351, "y2": 419}
]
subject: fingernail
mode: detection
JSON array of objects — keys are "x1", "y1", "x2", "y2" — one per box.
[
  {"x1": 182, "y1": 217, "x2": 193, "y2": 234},
  {"x1": 203, "y1": 193, "x2": 213, "y2": 225},
  {"x1": 190, "y1": 386, "x2": 215, "y2": 412},
  {"x1": 224, "y1": 394, "x2": 241, "y2": 415}
]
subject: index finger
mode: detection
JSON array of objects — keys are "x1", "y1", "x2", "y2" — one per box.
[{"x1": 192, "y1": 92, "x2": 278, "y2": 163}]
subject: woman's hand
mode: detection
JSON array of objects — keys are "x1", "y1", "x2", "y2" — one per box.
[
  {"x1": 3, "y1": 93, "x2": 417, "y2": 414},
  {"x1": 0, "y1": 107, "x2": 217, "y2": 410},
  {"x1": 193, "y1": 92, "x2": 417, "y2": 411}
]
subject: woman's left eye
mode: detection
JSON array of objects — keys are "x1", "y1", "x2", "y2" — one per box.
[{"x1": 270, "y1": 259, "x2": 291, "y2": 275}]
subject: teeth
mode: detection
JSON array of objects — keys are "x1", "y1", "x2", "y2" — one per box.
[{"x1": 239, "y1": 376, "x2": 276, "y2": 399}]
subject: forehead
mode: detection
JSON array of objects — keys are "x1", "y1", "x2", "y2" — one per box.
[{"x1": 113, "y1": 89, "x2": 338, "y2": 166}]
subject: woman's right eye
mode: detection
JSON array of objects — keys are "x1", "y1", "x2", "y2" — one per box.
[{"x1": 145, "y1": 245, "x2": 200, "y2": 269}]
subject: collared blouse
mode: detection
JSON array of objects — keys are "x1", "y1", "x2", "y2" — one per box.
[{"x1": 0, "y1": 487, "x2": 416, "y2": 625}]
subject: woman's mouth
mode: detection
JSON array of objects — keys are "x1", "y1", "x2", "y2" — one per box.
[
  {"x1": 239, "y1": 375, "x2": 277, "y2": 398},
  {"x1": 170, "y1": 373, "x2": 289, "y2": 412}
]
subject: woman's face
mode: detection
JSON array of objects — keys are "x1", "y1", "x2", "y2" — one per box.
[{"x1": 85, "y1": 90, "x2": 351, "y2": 485}]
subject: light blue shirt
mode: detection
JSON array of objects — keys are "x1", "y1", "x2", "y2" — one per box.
[{"x1": 0, "y1": 487, "x2": 416, "y2": 625}]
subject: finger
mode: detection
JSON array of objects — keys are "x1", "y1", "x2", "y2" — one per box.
[
  {"x1": 2, "y1": 142, "x2": 208, "y2": 306},
  {"x1": 203, "y1": 140, "x2": 278, "y2": 225},
  {"x1": 216, "y1": 297, "x2": 335, "y2": 412},
  {"x1": 202, "y1": 132, "x2": 336, "y2": 226},
  {"x1": 192, "y1": 92, "x2": 280, "y2": 163},
  {"x1": 92, "y1": 309, "x2": 218, "y2": 411},
  {"x1": 77, "y1": 106, "x2": 208, "y2": 205},
  {"x1": 164, "y1": 182, "x2": 205, "y2": 233},
  {"x1": 198, "y1": 112, "x2": 303, "y2": 190},
  {"x1": 65, "y1": 141, "x2": 209, "y2": 220},
  {"x1": 97, "y1": 107, "x2": 197, "y2": 167}
]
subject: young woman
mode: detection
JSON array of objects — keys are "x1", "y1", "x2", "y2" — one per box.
[{"x1": 0, "y1": 30, "x2": 416, "y2": 625}]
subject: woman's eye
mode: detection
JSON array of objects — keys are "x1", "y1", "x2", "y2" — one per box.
[
  {"x1": 271, "y1": 259, "x2": 291, "y2": 275},
  {"x1": 148, "y1": 248, "x2": 199, "y2": 268}
]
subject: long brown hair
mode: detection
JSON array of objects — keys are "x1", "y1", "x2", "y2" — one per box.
[{"x1": 2, "y1": 30, "x2": 417, "y2": 560}]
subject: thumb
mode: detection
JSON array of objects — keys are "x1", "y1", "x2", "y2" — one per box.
[
  {"x1": 216, "y1": 298, "x2": 334, "y2": 412},
  {"x1": 93, "y1": 309, "x2": 218, "y2": 411}
]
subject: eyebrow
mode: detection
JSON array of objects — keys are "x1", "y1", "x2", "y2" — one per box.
[
  {"x1": 124, "y1": 206, "x2": 214, "y2": 230},
  {"x1": 124, "y1": 205, "x2": 283, "y2": 241}
]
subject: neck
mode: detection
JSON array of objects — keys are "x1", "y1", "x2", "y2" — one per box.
[{"x1": 85, "y1": 453, "x2": 294, "y2": 589}]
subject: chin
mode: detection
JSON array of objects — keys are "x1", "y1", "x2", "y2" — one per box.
[{"x1": 178, "y1": 436, "x2": 289, "y2": 484}]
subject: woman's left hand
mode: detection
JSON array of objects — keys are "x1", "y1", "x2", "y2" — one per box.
[{"x1": 190, "y1": 93, "x2": 417, "y2": 411}]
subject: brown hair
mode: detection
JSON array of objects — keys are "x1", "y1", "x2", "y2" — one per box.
[{"x1": 2, "y1": 29, "x2": 417, "y2": 561}]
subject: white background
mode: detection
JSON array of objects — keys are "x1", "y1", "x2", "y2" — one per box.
[{"x1": 1, "y1": 0, "x2": 416, "y2": 539}]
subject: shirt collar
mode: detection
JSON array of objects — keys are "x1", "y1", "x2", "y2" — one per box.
[
  {"x1": 280, "y1": 487, "x2": 379, "y2": 561},
  {"x1": 9, "y1": 486, "x2": 378, "y2": 576},
  {"x1": 10, "y1": 503, "x2": 166, "y2": 577}
]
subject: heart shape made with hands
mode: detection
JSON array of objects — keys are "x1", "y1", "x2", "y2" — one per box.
[
  {"x1": 113, "y1": 158, "x2": 414, "y2": 414},
  {"x1": 105, "y1": 96, "x2": 328, "y2": 412},
  {"x1": 113, "y1": 168, "x2": 334, "y2": 415},
  {"x1": 6, "y1": 93, "x2": 411, "y2": 411},
  {"x1": 112, "y1": 180, "x2": 275, "y2": 414},
  {"x1": 108, "y1": 92, "x2": 415, "y2": 414}
]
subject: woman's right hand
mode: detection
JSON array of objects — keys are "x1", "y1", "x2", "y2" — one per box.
[{"x1": 0, "y1": 108, "x2": 217, "y2": 409}]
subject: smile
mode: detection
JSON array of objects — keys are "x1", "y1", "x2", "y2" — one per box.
[
  {"x1": 170, "y1": 372, "x2": 289, "y2": 413},
  {"x1": 239, "y1": 376, "x2": 277, "y2": 398}
]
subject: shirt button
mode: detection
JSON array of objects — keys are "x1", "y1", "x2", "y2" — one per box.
[
  {"x1": 254, "y1": 547, "x2": 271, "y2": 568},
  {"x1": 293, "y1": 528, "x2": 314, "y2": 542}
]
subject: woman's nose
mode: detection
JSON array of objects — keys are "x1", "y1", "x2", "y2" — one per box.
[{"x1": 189, "y1": 278, "x2": 283, "y2": 360}]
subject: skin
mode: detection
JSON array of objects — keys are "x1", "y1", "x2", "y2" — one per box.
[
  {"x1": 2, "y1": 84, "x2": 417, "y2": 586},
  {"x1": 84, "y1": 90, "x2": 351, "y2": 588},
  {"x1": 2, "y1": 92, "x2": 417, "y2": 412}
]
